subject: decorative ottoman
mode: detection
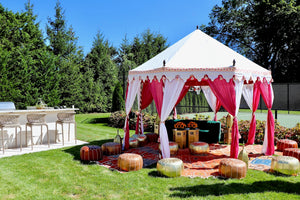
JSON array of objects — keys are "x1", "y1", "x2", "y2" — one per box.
[
  {"x1": 157, "y1": 158, "x2": 183, "y2": 177},
  {"x1": 118, "y1": 153, "x2": 143, "y2": 171},
  {"x1": 219, "y1": 158, "x2": 247, "y2": 179},
  {"x1": 271, "y1": 156, "x2": 299, "y2": 175},
  {"x1": 169, "y1": 142, "x2": 179, "y2": 156},
  {"x1": 277, "y1": 139, "x2": 298, "y2": 151},
  {"x1": 189, "y1": 141, "x2": 209, "y2": 155},
  {"x1": 129, "y1": 138, "x2": 139, "y2": 148},
  {"x1": 80, "y1": 145, "x2": 103, "y2": 161},
  {"x1": 159, "y1": 142, "x2": 179, "y2": 156},
  {"x1": 136, "y1": 134, "x2": 147, "y2": 146},
  {"x1": 101, "y1": 142, "x2": 121, "y2": 155},
  {"x1": 145, "y1": 133, "x2": 159, "y2": 142},
  {"x1": 283, "y1": 148, "x2": 300, "y2": 161}
]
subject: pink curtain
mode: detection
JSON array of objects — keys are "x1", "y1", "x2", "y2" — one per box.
[
  {"x1": 247, "y1": 82, "x2": 260, "y2": 145},
  {"x1": 141, "y1": 80, "x2": 153, "y2": 110},
  {"x1": 259, "y1": 80, "x2": 275, "y2": 155},
  {"x1": 150, "y1": 79, "x2": 164, "y2": 118},
  {"x1": 208, "y1": 77, "x2": 239, "y2": 158},
  {"x1": 135, "y1": 114, "x2": 140, "y2": 135},
  {"x1": 175, "y1": 85, "x2": 190, "y2": 106},
  {"x1": 135, "y1": 80, "x2": 153, "y2": 135},
  {"x1": 213, "y1": 99, "x2": 222, "y2": 121},
  {"x1": 124, "y1": 82, "x2": 130, "y2": 150}
]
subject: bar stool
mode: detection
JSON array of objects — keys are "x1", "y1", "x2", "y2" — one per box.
[
  {"x1": 55, "y1": 112, "x2": 76, "y2": 145},
  {"x1": 0, "y1": 114, "x2": 22, "y2": 154},
  {"x1": 26, "y1": 113, "x2": 49, "y2": 149}
]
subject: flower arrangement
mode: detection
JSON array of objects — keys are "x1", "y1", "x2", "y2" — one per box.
[
  {"x1": 108, "y1": 110, "x2": 156, "y2": 132},
  {"x1": 174, "y1": 122, "x2": 187, "y2": 129},
  {"x1": 187, "y1": 121, "x2": 198, "y2": 129}
]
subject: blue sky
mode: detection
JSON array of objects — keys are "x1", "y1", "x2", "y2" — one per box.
[{"x1": 1, "y1": 0, "x2": 222, "y2": 55}]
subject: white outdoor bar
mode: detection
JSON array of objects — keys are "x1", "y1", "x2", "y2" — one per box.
[{"x1": 0, "y1": 108, "x2": 77, "y2": 149}]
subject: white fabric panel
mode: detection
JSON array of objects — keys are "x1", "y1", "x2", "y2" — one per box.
[
  {"x1": 201, "y1": 86, "x2": 217, "y2": 117},
  {"x1": 234, "y1": 79, "x2": 244, "y2": 116},
  {"x1": 125, "y1": 79, "x2": 140, "y2": 115},
  {"x1": 160, "y1": 78, "x2": 185, "y2": 158},
  {"x1": 140, "y1": 116, "x2": 144, "y2": 134},
  {"x1": 242, "y1": 84, "x2": 254, "y2": 110},
  {"x1": 262, "y1": 122, "x2": 268, "y2": 154},
  {"x1": 123, "y1": 79, "x2": 140, "y2": 149},
  {"x1": 271, "y1": 84, "x2": 274, "y2": 104}
]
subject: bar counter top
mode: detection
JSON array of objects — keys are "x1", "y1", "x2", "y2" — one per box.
[{"x1": 0, "y1": 108, "x2": 78, "y2": 114}]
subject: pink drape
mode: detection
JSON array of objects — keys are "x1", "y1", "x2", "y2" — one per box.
[
  {"x1": 135, "y1": 114, "x2": 140, "y2": 135},
  {"x1": 141, "y1": 80, "x2": 153, "y2": 110},
  {"x1": 259, "y1": 80, "x2": 275, "y2": 155},
  {"x1": 213, "y1": 99, "x2": 222, "y2": 121},
  {"x1": 175, "y1": 85, "x2": 190, "y2": 106},
  {"x1": 135, "y1": 80, "x2": 153, "y2": 135},
  {"x1": 208, "y1": 77, "x2": 239, "y2": 158},
  {"x1": 124, "y1": 82, "x2": 130, "y2": 150},
  {"x1": 150, "y1": 79, "x2": 164, "y2": 118},
  {"x1": 247, "y1": 82, "x2": 261, "y2": 145}
]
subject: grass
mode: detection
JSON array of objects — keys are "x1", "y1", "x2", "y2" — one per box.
[{"x1": 0, "y1": 113, "x2": 299, "y2": 199}]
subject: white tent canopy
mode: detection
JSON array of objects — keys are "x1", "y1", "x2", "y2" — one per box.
[
  {"x1": 129, "y1": 29, "x2": 272, "y2": 82},
  {"x1": 124, "y1": 29, "x2": 275, "y2": 159}
]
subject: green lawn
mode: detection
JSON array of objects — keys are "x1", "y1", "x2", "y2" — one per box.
[{"x1": 0, "y1": 113, "x2": 299, "y2": 200}]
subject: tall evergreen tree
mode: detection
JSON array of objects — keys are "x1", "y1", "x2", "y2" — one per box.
[
  {"x1": 0, "y1": 2, "x2": 59, "y2": 108},
  {"x1": 111, "y1": 81, "x2": 125, "y2": 112},
  {"x1": 83, "y1": 32, "x2": 117, "y2": 112},
  {"x1": 116, "y1": 29, "x2": 168, "y2": 114},
  {"x1": 46, "y1": 0, "x2": 84, "y2": 107}
]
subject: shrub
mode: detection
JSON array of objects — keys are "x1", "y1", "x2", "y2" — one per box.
[
  {"x1": 219, "y1": 116, "x2": 300, "y2": 146},
  {"x1": 108, "y1": 111, "x2": 156, "y2": 132},
  {"x1": 111, "y1": 82, "x2": 125, "y2": 112}
]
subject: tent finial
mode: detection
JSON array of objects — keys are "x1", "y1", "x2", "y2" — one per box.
[
  {"x1": 163, "y1": 60, "x2": 166, "y2": 67},
  {"x1": 196, "y1": 25, "x2": 199, "y2": 30},
  {"x1": 233, "y1": 59, "x2": 236, "y2": 66}
]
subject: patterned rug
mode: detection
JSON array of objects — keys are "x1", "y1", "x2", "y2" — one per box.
[{"x1": 97, "y1": 142, "x2": 282, "y2": 178}]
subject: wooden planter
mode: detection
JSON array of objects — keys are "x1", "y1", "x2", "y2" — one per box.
[{"x1": 173, "y1": 129, "x2": 187, "y2": 149}]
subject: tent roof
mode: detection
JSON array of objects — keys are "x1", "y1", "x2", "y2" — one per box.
[{"x1": 128, "y1": 29, "x2": 272, "y2": 82}]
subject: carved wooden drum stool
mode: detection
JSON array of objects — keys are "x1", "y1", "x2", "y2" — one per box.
[
  {"x1": 277, "y1": 139, "x2": 298, "y2": 151},
  {"x1": 80, "y1": 145, "x2": 103, "y2": 161},
  {"x1": 219, "y1": 158, "x2": 247, "y2": 179},
  {"x1": 101, "y1": 142, "x2": 121, "y2": 155},
  {"x1": 118, "y1": 153, "x2": 143, "y2": 171}
]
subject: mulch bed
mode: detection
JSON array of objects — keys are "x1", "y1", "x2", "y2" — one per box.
[{"x1": 97, "y1": 142, "x2": 283, "y2": 178}]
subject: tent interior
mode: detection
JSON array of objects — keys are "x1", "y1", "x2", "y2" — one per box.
[{"x1": 123, "y1": 29, "x2": 275, "y2": 159}]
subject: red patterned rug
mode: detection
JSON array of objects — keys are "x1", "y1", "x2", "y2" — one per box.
[{"x1": 97, "y1": 142, "x2": 283, "y2": 178}]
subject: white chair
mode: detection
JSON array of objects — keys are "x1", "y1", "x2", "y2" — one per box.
[
  {"x1": 26, "y1": 113, "x2": 49, "y2": 150},
  {"x1": 55, "y1": 112, "x2": 77, "y2": 145},
  {"x1": 0, "y1": 114, "x2": 22, "y2": 154}
]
